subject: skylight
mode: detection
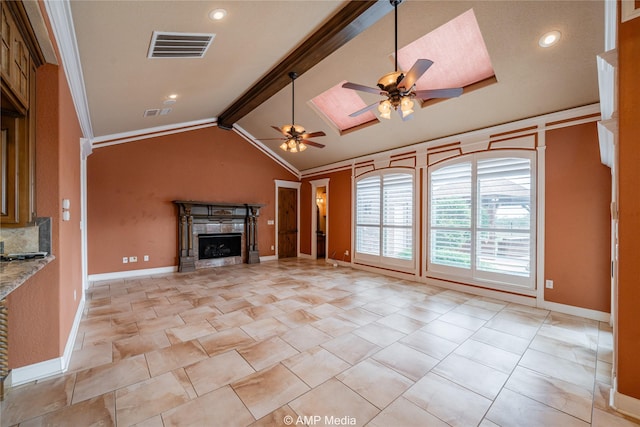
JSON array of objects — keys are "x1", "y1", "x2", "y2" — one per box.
[
  {"x1": 395, "y1": 9, "x2": 494, "y2": 94},
  {"x1": 310, "y1": 8, "x2": 495, "y2": 132},
  {"x1": 310, "y1": 81, "x2": 378, "y2": 134}
]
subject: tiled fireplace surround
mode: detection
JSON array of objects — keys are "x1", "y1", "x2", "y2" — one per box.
[{"x1": 173, "y1": 201, "x2": 263, "y2": 272}]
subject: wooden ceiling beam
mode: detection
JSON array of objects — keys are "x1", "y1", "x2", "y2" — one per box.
[{"x1": 217, "y1": 0, "x2": 393, "y2": 130}]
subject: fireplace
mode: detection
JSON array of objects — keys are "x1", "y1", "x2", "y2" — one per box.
[
  {"x1": 174, "y1": 201, "x2": 264, "y2": 272},
  {"x1": 198, "y1": 233, "x2": 242, "y2": 259}
]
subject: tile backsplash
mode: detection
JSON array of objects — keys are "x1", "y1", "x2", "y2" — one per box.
[{"x1": 0, "y1": 217, "x2": 52, "y2": 254}]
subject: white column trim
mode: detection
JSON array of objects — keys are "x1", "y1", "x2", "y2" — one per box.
[{"x1": 536, "y1": 128, "x2": 547, "y2": 306}]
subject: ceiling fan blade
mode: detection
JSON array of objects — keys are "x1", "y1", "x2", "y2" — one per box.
[
  {"x1": 342, "y1": 82, "x2": 385, "y2": 95},
  {"x1": 304, "y1": 140, "x2": 325, "y2": 148},
  {"x1": 259, "y1": 137, "x2": 287, "y2": 141},
  {"x1": 301, "y1": 131, "x2": 326, "y2": 139},
  {"x1": 349, "y1": 102, "x2": 379, "y2": 117},
  {"x1": 398, "y1": 59, "x2": 433, "y2": 90},
  {"x1": 271, "y1": 125, "x2": 292, "y2": 136},
  {"x1": 414, "y1": 87, "x2": 463, "y2": 99}
]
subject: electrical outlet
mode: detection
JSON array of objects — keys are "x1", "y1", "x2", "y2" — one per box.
[
  {"x1": 271, "y1": 245, "x2": 275, "y2": 250},
  {"x1": 123, "y1": 257, "x2": 128, "y2": 264},
  {"x1": 344, "y1": 250, "x2": 349, "y2": 256},
  {"x1": 129, "y1": 256, "x2": 138, "y2": 263},
  {"x1": 143, "y1": 255, "x2": 149, "y2": 262},
  {"x1": 545, "y1": 279, "x2": 554, "y2": 289}
]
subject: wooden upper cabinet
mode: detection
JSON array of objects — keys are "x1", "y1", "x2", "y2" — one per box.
[
  {"x1": 1, "y1": 0, "x2": 39, "y2": 226},
  {"x1": 1, "y1": 1, "x2": 30, "y2": 110}
]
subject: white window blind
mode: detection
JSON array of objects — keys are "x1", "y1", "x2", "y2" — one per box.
[
  {"x1": 355, "y1": 171, "x2": 414, "y2": 267},
  {"x1": 428, "y1": 153, "x2": 535, "y2": 290},
  {"x1": 430, "y1": 162, "x2": 472, "y2": 268}
]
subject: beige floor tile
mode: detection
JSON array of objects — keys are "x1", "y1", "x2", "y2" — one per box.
[
  {"x1": 519, "y1": 348, "x2": 595, "y2": 390},
  {"x1": 165, "y1": 319, "x2": 217, "y2": 344},
  {"x1": 178, "y1": 305, "x2": 221, "y2": 323},
  {"x1": 197, "y1": 326, "x2": 255, "y2": 356},
  {"x1": 240, "y1": 317, "x2": 291, "y2": 340},
  {"x1": 419, "y1": 319, "x2": 475, "y2": 344},
  {"x1": 275, "y1": 309, "x2": 320, "y2": 328},
  {"x1": 232, "y1": 364, "x2": 310, "y2": 420},
  {"x1": 162, "y1": 385, "x2": 255, "y2": 426},
  {"x1": 368, "y1": 397, "x2": 449, "y2": 427},
  {"x1": 145, "y1": 340, "x2": 209, "y2": 377},
  {"x1": 400, "y1": 305, "x2": 441, "y2": 323},
  {"x1": 280, "y1": 324, "x2": 333, "y2": 351},
  {"x1": 404, "y1": 372, "x2": 492, "y2": 427},
  {"x1": 289, "y1": 378, "x2": 379, "y2": 427},
  {"x1": 207, "y1": 309, "x2": 255, "y2": 330},
  {"x1": 452, "y1": 302, "x2": 500, "y2": 320},
  {"x1": 372, "y1": 342, "x2": 439, "y2": 381},
  {"x1": 334, "y1": 307, "x2": 381, "y2": 326},
  {"x1": 72, "y1": 354, "x2": 150, "y2": 404},
  {"x1": 337, "y1": 358, "x2": 413, "y2": 409},
  {"x1": 439, "y1": 310, "x2": 487, "y2": 331},
  {"x1": 82, "y1": 322, "x2": 139, "y2": 346},
  {"x1": 484, "y1": 311, "x2": 544, "y2": 340},
  {"x1": 18, "y1": 392, "x2": 115, "y2": 427},
  {"x1": 433, "y1": 353, "x2": 509, "y2": 399},
  {"x1": 375, "y1": 313, "x2": 426, "y2": 334},
  {"x1": 1, "y1": 374, "x2": 75, "y2": 426},
  {"x1": 360, "y1": 301, "x2": 401, "y2": 316},
  {"x1": 530, "y1": 333, "x2": 597, "y2": 367},
  {"x1": 486, "y1": 388, "x2": 589, "y2": 427},
  {"x1": 505, "y1": 366, "x2": 593, "y2": 422},
  {"x1": 313, "y1": 316, "x2": 359, "y2": 337},
  {"x1": 283, "y1": 347, "x2": 350, "y2": 387},
  {"x1": 112, "y1": 330, "x2": 171, "y2": 361},
  {"x1": 453, "y1": 339, "x2": 520, "y2": 374},
  {"x1": 592, "y1": 408, "x2": 640, "y2": 426},
  {"x1": 471, "y1": 326, "x2": 531, "y2": 355},
  {"x1": 352, "y1": 322, "x2": 405, "y2": 347},
  {"x1": 400, "y1": 329, "x2": 458, "y2": 360},
  {"x1": 242, "y1": 304, "x2": 285, "y2": 321},
  {"x1": 136, "y1": 314, "x2": 185, "y2": 335},
  {"x1": 321, "y1": 333, "x2": 382, "y2": 365},
  {"x1": 238, "y1": 336, "x2": 299, "y2": 371},
  {"x1": 152, "y1": 300, "x2": 195, "y2": 317},
  {"x1": 185, "y1": 350, "x2": 255, "y2": 396},
  {"x1": 68, "y1": 342, "x2": 113, "y2": 372},
  {"x1": 249, "y1": 404, "x2": 298, "y2": 427},
  {"x1": 115, "y1": 371, "x2": 190, "y2": 426}
]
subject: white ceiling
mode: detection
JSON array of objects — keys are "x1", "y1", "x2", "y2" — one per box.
[{"x1": 70, "y1": 0, "x2": 604, "y2": 172}]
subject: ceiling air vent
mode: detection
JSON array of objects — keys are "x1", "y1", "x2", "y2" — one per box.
[
  {"x1": 147, "y1": 31, "x2": 216, "y2": 59},
  {"x1": 144, "y1": 109, "x2": 160, "y2": 117}
]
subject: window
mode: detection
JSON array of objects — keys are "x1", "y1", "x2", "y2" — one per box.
[
  {"x1": 355, "y1": 170, "x2": 414, "y2": 269},
  {"x1": 428, "y1": 152, "x2": 535, "y2": 290}
]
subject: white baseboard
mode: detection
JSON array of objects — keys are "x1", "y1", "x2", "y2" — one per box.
[
  {"x1": 88, "y1": 266, "x2": 177, "y2": 282},
  {"x1": 611, "y1": 381, "x2": 640, "y2": 421},
  {"x1": 8, "y1": 294, "x2": 85, "y2": 387},
  {"x1": 259, "y1": 255, "x2": 278, "y2": 262},
  {"x1": 538, "y1": 300, "x2": 610, "y2": 322}
]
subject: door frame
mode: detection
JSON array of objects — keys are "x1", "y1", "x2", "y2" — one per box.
[
  {"x1": 310, "y1": 178, "x2": 330, "y2": 260},
  {"x1": 275, "y1": 180, "x2": 301, "y2": 259}
]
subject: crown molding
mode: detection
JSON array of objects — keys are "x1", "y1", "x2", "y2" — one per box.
[{"x1": 44, "y1": 0, "x2": 93, "y2": 139}]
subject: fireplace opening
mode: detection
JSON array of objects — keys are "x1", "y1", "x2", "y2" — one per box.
[{"x1": 198, "y1": 233, "x2": 242, "y2": 260}]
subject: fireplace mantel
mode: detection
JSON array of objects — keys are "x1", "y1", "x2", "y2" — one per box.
[{"x1": 173, "y1": 201, "x2": 264, "y2": 272}]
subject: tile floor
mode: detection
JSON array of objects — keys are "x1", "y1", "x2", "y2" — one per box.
[{"x1": 2, "y1": 259, "x2": 639, "y2": 427}]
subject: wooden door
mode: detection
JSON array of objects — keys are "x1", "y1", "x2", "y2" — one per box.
[{"x1": 278, "y1": 187, "x2": 297, "y2": 258}]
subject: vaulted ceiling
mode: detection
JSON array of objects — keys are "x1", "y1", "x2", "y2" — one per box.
[{"x1": 68, "y1": 0, "x2": 604, "y2": 172}]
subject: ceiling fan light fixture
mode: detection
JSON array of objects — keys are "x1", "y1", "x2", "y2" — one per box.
[
  {"x1": 298, "y1": 143, "x2": 308, "y2": 152},
  {"x1": 401, "y1": 96, "x2": 414, "y2": 117},
  {"x1": 378, "y1": 100, "x2": 392, "y2": 119},
  {"x1": 378, "y1": 71, "x2": 403, "y2": 89},
  {"x1": 280, "y1": 142, "x2": 288, "y2": 151}
]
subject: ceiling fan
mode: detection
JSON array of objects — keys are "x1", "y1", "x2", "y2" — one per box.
[
  {"x1": 342, "y1": 0, "x2": 463, "y2": 121},
  {"x1": 260, "y1": 71, "x2": 326, "y2": 153}
]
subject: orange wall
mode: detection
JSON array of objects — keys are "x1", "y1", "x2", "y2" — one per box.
[
  {"x1": 301, "y1": 169, "x2": 352, "y2": 261},
  {"x1": 86, "y1": 127, "x2": 297, "y2": 274},
  {"x1": 7, "y1": 0, "x2": 84, "y2": 368},
  {"x1": 617, "y1": 10, "x2": 640, "y2": 399},
  {"x1": 545, "y1": 122, "x2": 611, "y2": 312}
]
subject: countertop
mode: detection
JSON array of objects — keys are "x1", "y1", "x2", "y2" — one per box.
[{"x1": 0, "y1": 255, "x2": 55, "y2": 300}]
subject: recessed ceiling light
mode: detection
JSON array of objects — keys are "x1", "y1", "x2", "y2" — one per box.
[
  {"x1": 168, "y1": 94, "x2": 178, "y2": 99},
  {"x1": 539, "y1": 30, "x2": 561, "y2": 48},
  {"x1": 209, "y1": 8, "x2": 227, "y2": 21}
]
